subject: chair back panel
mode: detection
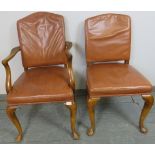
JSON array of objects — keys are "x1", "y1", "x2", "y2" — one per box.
[
  {"x1": 85, "y1": 14, "x2": 131, "y2": 63},
  {"x1": 17, "y1": 12, "x2": 67, "y2": 68}
]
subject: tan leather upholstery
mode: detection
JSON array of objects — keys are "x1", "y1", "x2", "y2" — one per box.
[
  {"x1": 85, "y1": 13, "x2": 153, "y2": 136},
  {"x1": 85, "y1": 13, "x2": 152, "y2": 98},
  {"x1": 87, "y1": 63, "x2": 152, "y2": 98},
  {"x1": 7, "y1": 66, "x2": 73, "y2": 105},
  {"x1": 85, "y1": 14, "x2": 131, "y2": 63},
  {"x1": 17, "y1": 12, "x2": 67, "y2": 68}
]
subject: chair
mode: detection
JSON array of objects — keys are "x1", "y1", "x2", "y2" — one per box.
[
  {"x1": 85, "y1": 13, "x2": 154, "y2": 136},
  {"x1": 2, "y1": 12, "x2": 80, "y2": 142}
]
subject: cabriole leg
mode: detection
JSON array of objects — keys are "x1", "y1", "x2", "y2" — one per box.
[
  {"x1": 87, "y1": 98, "x2": 99, "y2": 136},
  {"x1": 139, "y1": 95, "x2": 154, "y2": 133},
  {"x1": 6, "y1": 106, "x2": 23, "y2": 142},
  {"x1": 65, "y1": 102, "x2": 80, "y2": 140}
]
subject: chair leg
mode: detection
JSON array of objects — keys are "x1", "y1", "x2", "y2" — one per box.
[
  {"x1": 6, "y1": 106, "x2": 23, "y2": 142},
  {"x1": 139, "y1": 95, "x2": 154, "y2": 133},
  {"x1": 87, "y1": 98, "x2": 99, "y2": 136},
  {"x1": 65, "y1": 102, "x2": 80, "y2": 140}
]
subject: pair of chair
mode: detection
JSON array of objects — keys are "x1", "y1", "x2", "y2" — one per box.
[{"x1": 2, "y1": 12, "x2": 154, "y2": 142}]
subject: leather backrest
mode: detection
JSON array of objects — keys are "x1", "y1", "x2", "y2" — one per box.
[
  {"x1": 17, "y1": 12, "x2": 67, "y2": 68},
  {"x1": 85, "y1": 14, "x2": 131, "y2": 63}
]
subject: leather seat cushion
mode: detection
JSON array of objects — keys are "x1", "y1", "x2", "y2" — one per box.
[
  {"x1": 7, "y1": 66, "x2": 73, "y2": 105},
  {"x1": 87, "y1": 63, "x2": 152, "y2": 97}
]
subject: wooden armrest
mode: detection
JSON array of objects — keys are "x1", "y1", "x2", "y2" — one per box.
[
  {"x1": 2, "y1": 46, "x2": 21, "y2": 94},
  {"x1": 65, "y1": 42, "x2": 75, "y2": 90}
]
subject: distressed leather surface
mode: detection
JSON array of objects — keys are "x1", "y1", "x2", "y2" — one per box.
[
  {"x1": 17, "y1": 12, "x2": 67, "y2": 68},
  {"x1": 87, "y1": 63, "x2": 152, "y2": 97},
  {"x1": 85, "y1": 14, "x2": 131, "y2": 63},
  {"x1": 7, "y1": 66, "x2": 73, "y2": 105}
]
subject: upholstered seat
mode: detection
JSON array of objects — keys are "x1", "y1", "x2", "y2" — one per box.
[
  {"x1": 7, "y1": 66, "x2": 73, "y2": 105},
  {"x1": 87, "y1": 63, "x2": 152, "y2": 97}
]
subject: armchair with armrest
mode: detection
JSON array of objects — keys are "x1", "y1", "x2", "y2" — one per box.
[{"x1": 2, "y1": 12, "x2": 80, "y2": 142}]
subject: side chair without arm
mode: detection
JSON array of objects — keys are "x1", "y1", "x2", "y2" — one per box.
[{"x1": 85, "y1": 13, "x2": 154, "y2": 136}]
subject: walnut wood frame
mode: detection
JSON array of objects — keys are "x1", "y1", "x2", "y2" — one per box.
[
  {"x1": 2, "y1": 42, "x2": 80, "y2": 142},
  {"x1": 87, "y1": 61, "x2": 154, "y2": 136}
]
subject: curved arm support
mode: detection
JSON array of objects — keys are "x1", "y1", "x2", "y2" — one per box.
[
  {"x1": 65, "y1": 41, "x2": 76, "y2": 90},
  {"x1": 2, "y1": 46, "x2": 21, "y2": 94}
]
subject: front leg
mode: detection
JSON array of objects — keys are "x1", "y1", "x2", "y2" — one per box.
[
  {"x1": 87, "y1": 98, "x2": 99, "y2": 136},
  {"x1": 65, "y1": 102, "x2": 80, "y2": 140},
  {"x1": 6, "y1": 106, "x2": 23, "y2": 142},
  {"x1": 139, "y1": 95, "x2": 154, "y2": 133}
]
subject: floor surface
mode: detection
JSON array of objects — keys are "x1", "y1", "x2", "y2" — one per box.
[{"x1": 0, "y1": 92, "x2": 155, "y2": 144}]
